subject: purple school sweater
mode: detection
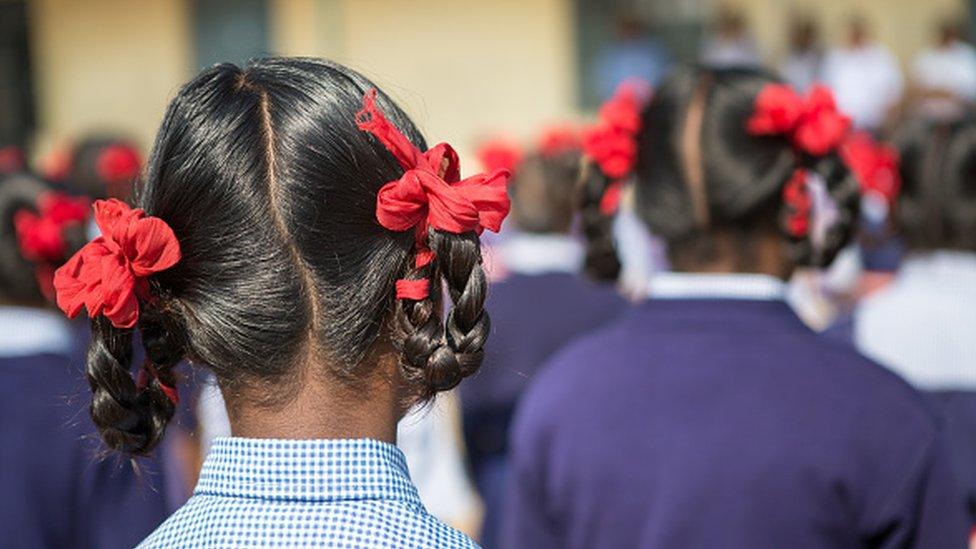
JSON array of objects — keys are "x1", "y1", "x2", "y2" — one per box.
[
  {"x1": 504, "y1": 297, "x2": 970, "y2": 548},
  {"x1": 0, "y1": 308, "x2": 169, "y2": 548},
  {"x1": 461, "y1": 270, "x2": 626, "y2": 547}
]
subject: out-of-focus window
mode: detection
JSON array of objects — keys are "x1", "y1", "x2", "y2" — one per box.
[
  {"x1": 192, "y1": 0, "x2": 271, "y2": 70},
  {"x1": 0, "y1": 1, "x2": 35, "y2": 147},
  {"x1": 574, "y1": 0, "x2": 707, "y2": 108}
]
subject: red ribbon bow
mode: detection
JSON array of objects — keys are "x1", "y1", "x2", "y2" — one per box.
[
  {"x1": 53, "y1": 199, "x2": 181, "y2": 329},
  {"x1": 782, "y1": 169, "x2": 812, "y2": 238},
  {"x1": 96, "y1": 145, "x2": 142, "y2": 184},
  {"x1": 14, "y1": 193, "x2": 90, "y2": 263},
  {"x1": 747, "y1": 84, "x2": 851, "y2": 157},
  {"x1": 356, "y1": 90, "x2": 511, "y2": 300},
  {"x1": 582, "y1": 81, "x2": 647, "y2": 180},
  {"x1": 840, "y1": 132, "x2": 901, "y2": 205}
]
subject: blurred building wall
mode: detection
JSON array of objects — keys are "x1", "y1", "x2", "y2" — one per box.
[
  {"x1": 725, "y1": 0, "x2": 965, "y2": 65},
  {"x1": 29, "y1": 0, "x2": 191, "y2": 152},
  {"x1": 27, "y1": 0, "x2": 577, "y2": 163},
  {"x1": 22, "y1": 0, "x2": 969, "y2": 160}
]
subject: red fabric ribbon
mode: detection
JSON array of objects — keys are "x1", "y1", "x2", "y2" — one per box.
[
  {"x1": 599, "y1": 180, "x2": 624, "y2": 216},
  {"x1": 747, "y1": 84, "x2": 851, "y2": 157},
  {"x1": 14, "y1": 193, "x2": 90, "y2": 263},
  {"x1": 96, "y1": 145, "x2": 142, "y2": 184},
  {"x1": 582, "y1": 81, "x2": 647, "y2": 180},
  {"x1": 841, "y1": 131, "x2": 901, "y2": 205},
  {"x1": 136, "y1": 361, "x2": 179, "y2": 405},
  {"x1": 782, "y1": 169, "x2": 812, "y2": 238},
  {"x1": 537, "y1": 126, "x2": 581, "y2": 157},
  {"x1": 356, "y1": 90, "x2": 511, "y2": 300},
  {"x1": 53, "y1": 199, "x2": 181, "y2": 329},
  {"x1": 476, "y1": 139, "x2": 522, "y2": 174}
]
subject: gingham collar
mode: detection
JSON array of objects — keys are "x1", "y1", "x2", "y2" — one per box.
[{"x1": 195, "y1": 437, "x2": 423, "y2": 506}]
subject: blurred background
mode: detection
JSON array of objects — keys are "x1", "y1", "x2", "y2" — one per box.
[{"x1": 0, "y1": 0, "x2": 968, "y2": 163}]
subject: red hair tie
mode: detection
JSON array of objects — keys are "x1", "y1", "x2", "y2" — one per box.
[
  {"x1": 14, "y1": 193, "x2": 90, "y2": 263},
  {"x1": 841, "y1": 131, "x2": 901, "y2": 205},
  {"x1": 782, "y1": 169, "x2": 812, "y2": 238},
  {"x1": 356, "y1": 89, "x2": 511, "y2": 300},
  {"x1": 96, "y1": 145, "x2": 142, "y2": 184},
  {"x1": 14, "y1": 193, "x2": 90, "y2": 301},
  {"x1": 136, "y1": 361, "x2": 179, "y2": 406},
  {"x1": 477, "y1": 139, "x2": 522, "y2": 174},
  {"x1": 583, "y1": 80, "x2": 650, "y2": 214},
  {"x1": 747, "y1": 84, "x2": 851, "y2": 157},
  {"x1": 53, "y1": 199, "x2": 181, "y2": 329}
]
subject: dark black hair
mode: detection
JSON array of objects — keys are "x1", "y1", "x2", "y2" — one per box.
[
  {"x1": 893, "y1": 117, "x2": 976, "y2": 251},
  {"x1": 580, "y1": 66, "x2": 861, "y2": 279},
  {"x1": 0, "y1": 173, "x2": 86, "y2": 306},
  {"x1": 509, "y1": 150, "x2": 580, "y2": 234},
  {"x1": 86, "y1": 58, "x2": 492, "y2": 455}
]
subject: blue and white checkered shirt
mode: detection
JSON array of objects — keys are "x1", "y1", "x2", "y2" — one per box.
[{"x1": 138, "y1": 437, "x2": 478, "y2": 548}]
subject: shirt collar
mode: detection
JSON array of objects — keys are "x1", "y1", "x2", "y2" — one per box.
[
  {"x1": 647, "y1": 272, "x2": 787, "y2": 301},
  {"x1": 499, "y1": 233, "x2": 582, "y2": 275},
  {"x1": 195, "y1": 437, "x2": 424, "y2": 506},
  {"x1": 0, "y1": 306, "x2": 73, "y2": 358}
]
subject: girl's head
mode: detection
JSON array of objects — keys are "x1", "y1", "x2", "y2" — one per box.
[
  {"x1": 894, "y1": 117, "x2": 976, "y2": 252},
  {"x1": 0, "y1": 173, "x2": 88, "y2": 307},
  {"x1": 57, "y1": 58, "x2": 507, "y2": 455},
  {"x1": 508, "y1": 151, "x2": 579, "y2": 234},
  {"x1": 581, "y1": 66, "x2": 861, "y2": 280},
  {"x1": 64, "y1": 136, "x2": 142, "y2": 200}
]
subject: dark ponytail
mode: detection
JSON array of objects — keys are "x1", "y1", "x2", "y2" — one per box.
[{"x1": 578, "y1": 162, "x2": 622, "y2": 281}]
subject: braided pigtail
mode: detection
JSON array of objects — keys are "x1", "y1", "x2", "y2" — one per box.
[
  {"x1": 53, "y1": 198, "x2": 182, "y2": 456},
  {"x1": 393, "y1": 250, "x2": 451, "y2": 398},
  {"x1": 431, "y1": 230, "x2": 489, "y2": 386},
  {"x1": 802, "y1": 154, "x2": 861, "y2": 267},
  {"x1": 392, "y1": 231, "x2": 490, "y2": 400},
  {"x1": 579, "y1": 80, "x2": 649, "y2": 283},
  {"x1": 745, "y1": 82, "x2": 862, "y2": 268},
  {"x1": 355, "y1": 89, "x2": 509, "y2": 401},
  {"x1": 578, "y1": 162, "x2": 622, "y2": 281}
]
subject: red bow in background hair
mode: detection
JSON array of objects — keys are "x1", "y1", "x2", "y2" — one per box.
[
  {"x1": 357, "y1": 90, "x2": 511, "y2": 300},
  {"x1": 841, "y1": 132, "x2": 901, "y2": 205},
  {"x1": 54, "y1": 199, "x2": 181, "y2": 329},
  {"x1": 782, "y1": 169, "x2": 812, "y2": 238},
  {"x1": 747, "y1": 84, "x2": 851, "y2": 157},
  {"x1": 583, "y1": 81, "x2": 648, "y2": 180},
  {"x1": 14, "y1": 193, "x2": 90, "y2": 263},
  {"x1": 537, "y1": 126, "x2": 581, "y2": 158},
  {"x1": 476, "y1": 138, "x2": 523, "y2": 174},
  {"x1": 96, "y1": 145, "x2": 142, "y2": 184}
]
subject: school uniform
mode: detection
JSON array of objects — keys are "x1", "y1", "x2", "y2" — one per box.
[
  {"x1": 503, "y1": 273, "x2": 970, "y2": 549},
  {"x1": 0, "y1": 306, "x2": 170, "y2": 549},
  {"x1": 852, "y1": 251, "x2": 976, "y2": 525},
  {"x1": 139, "y1": 437, "x2": 477, "y2": 548},
  {"x1": 462, "y1": 233, "x2": 627, "y2": 547}
]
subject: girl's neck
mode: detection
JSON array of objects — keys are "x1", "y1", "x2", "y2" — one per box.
[{"x1": 225, "y1": 352, "x2": 403, "y2": 444}]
